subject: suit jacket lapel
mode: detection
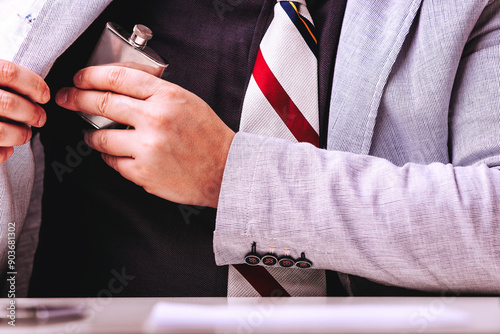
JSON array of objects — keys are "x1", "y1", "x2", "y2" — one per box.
[
  {"x1": 327, "y1": 0, "x2": 423, "y2": 154},
  {"x1": 314, "y1": 0, "x2": 348, "y2": 148}
]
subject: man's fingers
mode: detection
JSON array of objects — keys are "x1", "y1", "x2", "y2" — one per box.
[
  {"x1": 84, "y1": 129, "x2": 136, "y2": 157},
  {"x1": 0, "y1": 122, "x2": 32, "y2": 147},
  {"x1": 73, "y1": 66, "x2": 162, "y2": 100},
  {"x1": 0, "y1": 90, "x2": 47, "y2": 127},
  {"x1": 56, "y1": 87, "x2": 141, "y2": 126},
  {"x1": 0, "y1": 62, "x2": 43, "y2": 164},
  {"x1": 0, "y1": 60, "x2": 50, "y2": 104}
]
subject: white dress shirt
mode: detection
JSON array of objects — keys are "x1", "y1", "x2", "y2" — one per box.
[{"x1": 0, "y1": 0, "x2": 48, "y2": 61}]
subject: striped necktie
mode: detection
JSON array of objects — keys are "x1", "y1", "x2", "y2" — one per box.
[{"x1": 228, "y1": 0, "x2": 326, "y2": 297}]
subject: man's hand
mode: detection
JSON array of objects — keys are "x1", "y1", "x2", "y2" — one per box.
[
  {"x1": 56, "y1": 66, "x2": 235, "y2": 208},
  {"x1": 0, "y1": 60, "x2": 49, "y2": 163}
]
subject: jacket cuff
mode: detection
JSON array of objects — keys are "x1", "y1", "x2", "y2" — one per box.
[
  {"x1": 213, "y1": 132, "x2": 333, "y2": 268},
  {"x1": 214, "y1": 132, "x2": 264, "y2": 265}
]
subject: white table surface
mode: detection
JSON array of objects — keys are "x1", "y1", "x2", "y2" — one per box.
[{"x1": 1, "y1": 297, "x2": 499, "y2": 334}]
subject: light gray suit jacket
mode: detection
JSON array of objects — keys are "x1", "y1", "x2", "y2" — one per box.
[
  {"x1": 215, "y1": 0, "x2": 500, "y2": 294},
  {"x1": 0, "y1": 0, "x2": 111, "y2": 291}
]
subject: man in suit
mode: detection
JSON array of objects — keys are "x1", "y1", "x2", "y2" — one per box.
[
  {"x1": 28, "y1": 0, "x2": 349, "y2": 297},
  {"x1": 2, "y1": 0, "x2": 500, "y2": 296}
]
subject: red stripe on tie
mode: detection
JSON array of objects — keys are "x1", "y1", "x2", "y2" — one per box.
[
  {"x1": 233, "y1": 264, "x2": 291, "y2": 297},
  {"x1": 252, "y1": 48, "x2": 319, "y2": 147}
]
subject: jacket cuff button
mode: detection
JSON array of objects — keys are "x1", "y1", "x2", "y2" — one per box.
[
  {"x1": 295, "y1": 252, "x2": 312, "y2": 269},
  {"x1": 244, "y1": 242, "x2": 261, "y2": 265},
  {"x1": 279, "y1": 257, "x2": 295, "y2": 267},
  {"x1": 279, "y1": 249, "x2": 295, "y2": 267},
  {"x1": 262, "y1": 246, "x2": 278, "y2": 266}
]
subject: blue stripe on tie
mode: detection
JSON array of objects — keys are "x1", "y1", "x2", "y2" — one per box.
[{"x1": 280, "y1": 1, "x2": 318, "y2": 57}]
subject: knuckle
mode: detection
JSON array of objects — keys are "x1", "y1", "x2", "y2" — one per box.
[
  {"x1": 159, "y1": 84, "x2": 180, "y2": 100},
  {"x1": 107, "y1": 67, "x2": 127, "y2": 90},
  {"x1": 143, "y1": 77, "x2": 163, "y2": 98},
  {"x1": 142, "y1": 136, "x2": 164, "y2": 153},
  {"x1": 0, "y1": 91, "x2": 15, "y2": 112},
  {"x1": 0, "y1": 61, "x2": 17, "y2": 84},
  {"x1": 97, "y1": 91, "x2": 112, "y2": 116},
  {"x1": 95, "y1": 131, "x2": 109, "y2": 151}
]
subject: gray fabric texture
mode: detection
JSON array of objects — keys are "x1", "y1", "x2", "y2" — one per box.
[
  {"x1": 5, "y1": 134, "x2": 45, "y2": 297},
  {"x1": 215, "y1": 0, "x2": 500, "y2": 294},
  {"x1": 0, "y1": 0, "x2": 110, "y2": 294},
  {"x1": 0, "y1": 144, "x2": 34, "y2": 281}
]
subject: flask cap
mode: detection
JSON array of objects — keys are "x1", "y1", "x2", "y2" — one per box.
[{"x1": 129, "y1": 24, "x2": 153, "y2": 49}]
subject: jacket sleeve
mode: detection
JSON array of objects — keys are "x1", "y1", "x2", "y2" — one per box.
[{"x1": 214, "y1": 0, "x2": 500, "y2": 294}]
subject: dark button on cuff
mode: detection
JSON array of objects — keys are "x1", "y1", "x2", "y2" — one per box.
[
  {"x1": 261, "y1": 246, "x2": 278, "y2": 266},
  {"x1": 295, "y1": 252, "x2": 312, "y2": 269},
  {"x1": 244, "y1": 242, "x2": 260, "y2": 265},
  {"x1": 262, "y1": 254, "x2": 278, "y2": 266},
  {"x1": 245, "y1": 254, "x2": 260, "y2": 265},
  {"x1": 278, "y1": 257, "x2": 295, "y2": 268}
]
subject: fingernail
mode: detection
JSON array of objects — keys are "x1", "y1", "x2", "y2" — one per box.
[
  {"x1": 56, "y1": 89, "x2": 68, "y2": 105},
  {"x1": 42, "y1": 89, "x2": 50, "y2": 103},
  {"x1": 37, "y1": 112, "x2": 46, "y2": 127},
  {"x1": 74, "y1": 72, "x2": 82, "y2": 86}
]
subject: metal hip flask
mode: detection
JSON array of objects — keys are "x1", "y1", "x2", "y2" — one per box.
[{"x1": 77, "y1": 22, "x2": 168, "y2": 129}]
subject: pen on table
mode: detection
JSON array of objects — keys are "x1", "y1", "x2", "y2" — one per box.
[{"x1": 1, "y1": 305, "x2": 87, "y2": 323}]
